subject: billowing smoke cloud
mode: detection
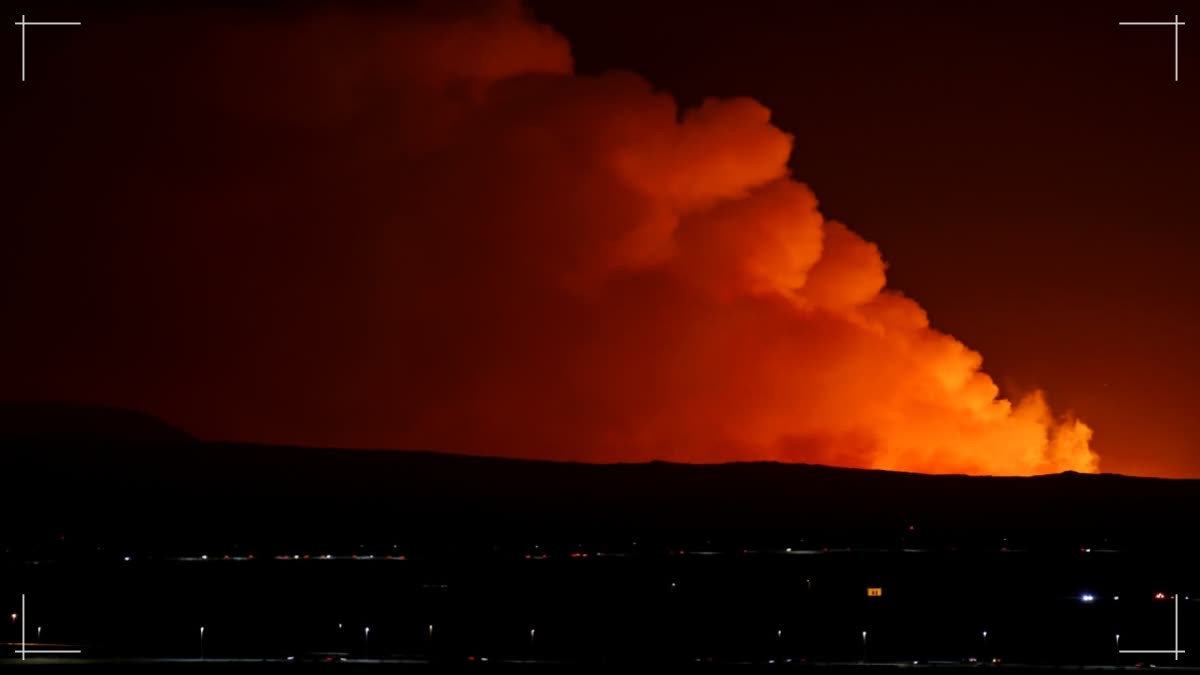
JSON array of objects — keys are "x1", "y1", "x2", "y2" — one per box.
[{"x1": 3, "y1": 2, "x2": 1097, "y2": 475}]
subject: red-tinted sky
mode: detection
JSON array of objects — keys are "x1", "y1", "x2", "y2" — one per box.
[{"x1": 3, "y1": 1, "x2": 1198, "y2": 477}]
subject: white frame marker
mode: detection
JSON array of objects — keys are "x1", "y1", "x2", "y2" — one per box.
[
  {"x1": 1119, "y1": 593, "x2": 1185, "y2": 661},
  {"x1": 1119, "y1": 15, "x2": 1185, "y2": 81},
  {"x1": 14, "y1": 594, "x2": 82, "y2": 660},
  {"x1": 14, "y1": 14, "x2": 82, "y2": 82}
]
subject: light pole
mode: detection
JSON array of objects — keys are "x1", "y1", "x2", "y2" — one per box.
[
  {"x1": 1116, "y1": 633, "x2": 1121, "y2": 665},
  {"x1": 530, "y1": 628, "x2": 536, "y2": 647},
  {"x1": 364, "y1": 626, "x2": 370, "y2": 657},
  {"x1": 200, "y1": 626, "x2": 205, "y2": 661},
  {"x1": 37, "y1": 626, "x2": 41, "y2": 642},
  {"x1": 862, "y1": 630, "x2": 868, "y2": 662},
  {"x1": 982, "y1": 630, "x2": 988, "y2": 653}
]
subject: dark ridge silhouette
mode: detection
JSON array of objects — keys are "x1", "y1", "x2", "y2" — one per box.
[
  {"x1": 0, "y1": 400, "x2": 191, "y2": 443},
  {"x1": 0, "y1": 404, "x2": 1197, "y2": 553}
]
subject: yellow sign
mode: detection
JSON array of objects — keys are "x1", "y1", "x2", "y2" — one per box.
[{"x1": 867, "y1": 587, "x2": 883, "y2": 597}]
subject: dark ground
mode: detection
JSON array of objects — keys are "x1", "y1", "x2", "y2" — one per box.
[{"x1": 1, "y1": 403, "x2": 1198, "y2": 667}]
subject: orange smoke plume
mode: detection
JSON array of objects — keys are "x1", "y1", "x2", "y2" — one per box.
[{"x1": 6, "y1": 2, "x2": 1098, "y2": 475}]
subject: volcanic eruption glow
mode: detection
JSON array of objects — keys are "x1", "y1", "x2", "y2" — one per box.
[{"x1": 5, "y1": 2, "x2": 1098, "y2": 475}]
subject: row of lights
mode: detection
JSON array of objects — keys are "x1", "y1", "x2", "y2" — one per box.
[{"x1": 1081, "y1": 592, "x2": 1181, "y2": 603}]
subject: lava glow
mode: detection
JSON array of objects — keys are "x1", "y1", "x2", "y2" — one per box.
[{"x1": 3, "y1": 2, "x2": 1098, "y2": 475}]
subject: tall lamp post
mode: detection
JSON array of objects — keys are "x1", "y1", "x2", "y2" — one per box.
[
  {"x1": 364, "y1": 626, "x2": 370, "y2": 658},
  {"x1": 861, "y1": 630, "x2": 868, "y2": 662},
  {"x1": 200, "y1": 626, "x2": 205, "y2": 661}
]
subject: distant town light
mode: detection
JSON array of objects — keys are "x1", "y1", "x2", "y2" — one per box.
[{"x1": 1081, "y1": 593, "x2": 1095, "y2": 603}]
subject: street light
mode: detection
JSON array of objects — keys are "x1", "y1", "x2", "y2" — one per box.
[
  {"x1": 530, "y1": 628, "x2": 536, "y2": 646},
  {"x1": 364, "y1": 626, "x2": 370, "y2": 657},
  {"x1": 200, "y1": 626, "x2": 205, "y2": 661},
  {"x1": 862, "y1": 630, "x2": 868, "y2": 661}
]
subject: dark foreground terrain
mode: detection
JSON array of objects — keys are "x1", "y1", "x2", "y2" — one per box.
[
  {"x1": 5, "y1": 660, "x2": 1200, "y2": 673},
  {"x1": 3, "y1": 404, "x2": 1200, "y2": 549},
  {"x1": 2, "y1": 404, "x2": 1200, "y2": 668}
]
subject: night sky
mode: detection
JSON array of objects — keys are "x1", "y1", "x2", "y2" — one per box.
[{"x1": 4, "y1": 1, "x2": 1198, "y2": 477}]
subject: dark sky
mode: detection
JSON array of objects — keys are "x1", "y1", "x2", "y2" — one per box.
[{"x1": 3, "y1": 1, "x2": 1198, "y2": 477}]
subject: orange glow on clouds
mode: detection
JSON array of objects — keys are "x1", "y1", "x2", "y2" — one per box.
[
  {"x1": 6, "y1": 2, "x2": 1098, "y2": 475},
  {"x1": 317, "y1": 2, "x2": 1096, "y2": 475}
]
